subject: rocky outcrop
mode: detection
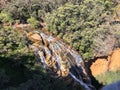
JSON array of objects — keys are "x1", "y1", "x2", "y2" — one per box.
[
  {"x1": 90, "y1": 48, "x2": 120, "y2": 77},
  {"x1": 90, "y1": 58, "x2": 109, "y2": 77},
  {"x1": 109, "y1": 49, "x2": 120, "y2": 71},
  {"x1": 26, "y1": 31, "x2": 94, "y2": 90}
]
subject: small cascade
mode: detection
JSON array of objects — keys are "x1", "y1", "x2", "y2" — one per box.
[{"x1": 26, "y1": 30, "x2": 95, "y2": 90}]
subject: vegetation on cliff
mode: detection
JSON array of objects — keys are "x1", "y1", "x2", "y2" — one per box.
[
  {"x1": 0, "y1": 0, "x2": 120, "y2": 60},
  {"x1": 0, "y1": 0, "x2": 120, "y2": 89},
  {"x1": 45, "y1": 0, "x2": 120, "y2": 60},
  {"x1": 96, "y1": 70, "x2": 120, "y2": 85},
  {"x1": 0, "y1": 26, "x2": 71, "y2": 90}
]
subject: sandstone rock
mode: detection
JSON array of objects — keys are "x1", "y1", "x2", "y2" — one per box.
[
  {"x1": 30, "y1": 33, "x2": 42, "y2": 41},
  {"x1": 90, "y1": 48, "x2": 120, "y2": 77},
  {"x1": 90, "y1": 58, "x2": 108, "y2": 77},
  {"x1": 109, "y1": 49, "x2": 120, "y2": 71},
  {"x1": 27, "y1": 32, "x2": 42, "y2": 42}
]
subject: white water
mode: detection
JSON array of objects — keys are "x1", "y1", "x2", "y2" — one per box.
[
  {"x1": 69, "y1": 72, "x2": 90, "y2": 90},
  {"x1": 27, "y1": 31, "x2": 93, "y2": 90}
]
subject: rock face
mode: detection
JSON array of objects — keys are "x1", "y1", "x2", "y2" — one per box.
[
  {"x1": 27, "y1": 32, "x2": 42, "y2": 42},
  {"x1": 26, "y1": 31, "x2": 94, "y2": 89},
  {"x1": 90, "y1": 48, "x2": 120, "y2": 77},
  {"x1": 90, "y1": 58, "x2": 109, "y2": 77},
  {"x1": 109, "y1": 49, "x2": 120, "y2": 71}
]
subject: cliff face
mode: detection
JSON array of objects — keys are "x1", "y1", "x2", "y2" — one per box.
[
  {"x1": 90, "y1": 48, "x2": 120, "y2": 77},
  {"x1": 26, "y1": 31, "x2": 94, "y2": 89},
  {"x1": 90, "y1": 58, "x2": 108, "y2": 77},
  {"x1": 109, "y1": 49, "x2": 120, "y2": 71}
]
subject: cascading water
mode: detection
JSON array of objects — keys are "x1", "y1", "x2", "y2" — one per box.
[{"x1": 26, "y1": 30, "x2": 95, "y2": 90}]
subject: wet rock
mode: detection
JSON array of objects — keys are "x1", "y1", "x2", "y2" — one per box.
[
  {"x1": 26, "y1": 31, "x2": 94, "y2": 89},
  {"x1": 27, "y1": 32, "x2": 42, "y2": 43}
]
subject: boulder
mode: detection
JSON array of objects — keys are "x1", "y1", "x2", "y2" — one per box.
[{"x1": 27, "y1": 32, "x2": 42, "y2": 42}]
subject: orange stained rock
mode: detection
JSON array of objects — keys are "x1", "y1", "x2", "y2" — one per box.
[
  {"x1": 90, "y1": 48, "x2": 120, "y2": 77},
  {"x1": 14, "y1": 23, "x2": 31, "y2": 28},
  {"x1": 45, "y1": 55, "x2": 52, "y2": 67},
  {"x1": 32, "y1": 43, "x2": 41, "y2": 49},
  {"x1": 109, "y1": 49, "x2": 120, "y2": 71},
  {"x1": 90, "y1": 58, "x2": 109, "y2": 77},
  {"x1": 27, "y1": 32, "x2": 42, "y2": 42},
  {"x1": 61, "y1": 69, "x2": 69, "y2": 77},
  {"x1": 57, "y1": 70, "x2": 62, "y2": 77},
  {"x1": 42, "y1": 38, "x2": 49, "y2": 46}
]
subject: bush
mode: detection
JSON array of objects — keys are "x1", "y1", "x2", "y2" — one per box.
[
  {"x1": 0, "y1": 12, "x2": 14, "y2": 25},
  {"x1": 2, "y1": 0, "x2": 69, "y2": 23},
  {"x1": 27, "y1": 17, "x2": 39, "y2": 29},
  {"x1": 92, "y1": 24, "x2": 120, "y2": 56},
  {"x1": 96, "y1": 70, "x2": 120, "y2": 85},
  {"x1": 45, "y1": 0, "x2": 114, "y2": 60},
  {"x1": 0, "y1": 25, "x2": 70, "y2": 90},
  {"x1": 0, "y1": 26, "x2": 27, "y2": 57}
]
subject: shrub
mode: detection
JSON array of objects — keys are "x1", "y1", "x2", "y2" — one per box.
[
  {"x1": 96, "y1": 70, "x2": 120, "y2": 85},
  {"x1": 0, "y1": 12, "x2": 13, "y2": 25},
  {"x1": 0, "y1": 26, "x2": 27, "y2": 57},
  {"x1": 45, "y1": 1, "x2": 114, "y2": 60},
  {"x1": 92, "y1": 24, "x2": 120, "y2": 56},
  {"x1": 27, "y1": 17, "x2": 39, "y2": 29}
]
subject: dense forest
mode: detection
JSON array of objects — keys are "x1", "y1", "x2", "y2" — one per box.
[{"x1": 0, "y1": 0, "x2": 120, "y2": 90}]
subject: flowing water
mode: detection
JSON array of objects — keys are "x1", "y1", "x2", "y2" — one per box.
[{"x1": 26, "y1": 30, "x2": 95, "y2": 90}]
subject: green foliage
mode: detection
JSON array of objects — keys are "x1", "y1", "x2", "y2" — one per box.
[
  {"x1": 27, "y1": 16, "x2": 39, "y2": 28},
  {"x1": 45, "y1": 1, "x2": 114, "y2": 60},
  {"x1": 0, "y1": 12, "x2": 13, "y2": 25},
  {"x1": 0, "y1": 26, "x2": 26, "y2": 57},
  {"x1": 0, "y1": 54, "x2": 70, "y2": 90},
  {"x1": 96, "y1": 70, "x2": 120, "y2": 85},
  {"x1": 0, "y1": 0, "x2": 120, "y2": 89},
  {"x1": 0, "y1": 0, "x2": 88, "y2": 23},
  {"x1": 0, "y1": 23, "x2": 81, "y2": 90},
  {"x1": 2, "y1": 0, "x2": 67, "y2": 23},
  {"x1": 112, "y1": 4, "x2": 120, "y2": 19},
  {"x1": 0, "y1": 25, "x2": 71, "y2": 90},
  {"x1": 92, "y1": 24, "x2": 120, "y2": 56}
]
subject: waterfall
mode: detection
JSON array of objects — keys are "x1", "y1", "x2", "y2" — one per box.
[
  {"x1": 26, "y1": 30, "x2": 94, "y2": 90},
  {"x1": 69, "y1": 72, "x2": 90, "y2": 90}
]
